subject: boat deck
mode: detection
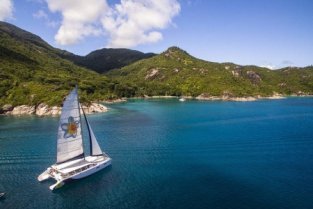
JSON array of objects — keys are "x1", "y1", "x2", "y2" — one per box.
[{"x1": 52, "y1": 155, "x2": 107, "y2": 175}]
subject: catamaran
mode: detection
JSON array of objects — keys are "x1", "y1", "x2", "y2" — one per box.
[{"x1": 38, "y1": 87, "x2": 111, "y2": 190}]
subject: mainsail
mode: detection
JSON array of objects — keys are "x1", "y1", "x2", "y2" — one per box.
[
  {"x1": 56, "y1": 87, "x2": 84, "y2": 163},
  {"x1": 38, "y1": 86, "x2": 112, "y2": 191}
]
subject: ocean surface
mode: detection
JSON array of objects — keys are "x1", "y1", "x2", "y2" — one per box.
[{"x1": 0, "y1": 98, "x2": 313, "y2": 209}]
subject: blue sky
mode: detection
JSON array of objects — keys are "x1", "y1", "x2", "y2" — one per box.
[{"x1": 2, "y1": 0, "x2": 313, "y2": 68}]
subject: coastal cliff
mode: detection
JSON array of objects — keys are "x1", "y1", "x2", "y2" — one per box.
[{"x1": 1, "y1": 103, "x2": 108, "y2": 116}]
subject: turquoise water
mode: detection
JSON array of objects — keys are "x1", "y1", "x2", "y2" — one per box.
[{"x1": 0, "y1": 98, "x2": 313, "y2": 209}]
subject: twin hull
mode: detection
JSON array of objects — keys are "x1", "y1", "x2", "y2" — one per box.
[{"x1": 38, "y1": 156, "x2": 111, "y2": 190}]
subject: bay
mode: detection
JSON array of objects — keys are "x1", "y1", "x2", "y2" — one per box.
[{"x1": 0, "y1": 98, "x2": 313, "y2": 209}]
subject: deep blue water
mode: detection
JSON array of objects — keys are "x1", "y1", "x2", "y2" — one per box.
[{"x1": 0, "y1": 98, "x2": 313, "y2": 209}]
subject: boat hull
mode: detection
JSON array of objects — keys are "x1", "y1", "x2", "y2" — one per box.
[
  {"x1": 70, "y1": 157, "x2": 111, "y2": 180},
  {"x1": 39, "y1": 156, "x2": 112, "y2": 190}
]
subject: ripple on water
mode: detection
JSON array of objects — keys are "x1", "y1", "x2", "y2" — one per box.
[{"x1": 0, "y1": 98, "x2": 313, "y2": 209}]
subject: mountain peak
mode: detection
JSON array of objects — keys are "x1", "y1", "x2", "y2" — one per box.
[
  {"x1": 165, "y1": 46, "x2": 186, "y2": 53},
  {"x1": 162, "y1": 46, "x2": 191, "y2": 59},
  {"x1": 69, "y1": 48, "x2": 156, "y2": 73}
]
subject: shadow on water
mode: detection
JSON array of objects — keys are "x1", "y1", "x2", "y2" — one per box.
[
  {"x1": 0, "y1": 195, "x2": 6, "y2": 202},
  {"x1": 45, "y1": 166, "x2": 114, "y2": 209},
  {"x1": 51, "y1": 165, "x2": 113, "y2": 194}
]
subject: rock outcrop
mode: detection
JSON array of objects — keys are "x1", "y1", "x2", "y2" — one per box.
[
  {"x1": 231, "y1": 70, "x2": 240, "y2": 78},
  {"x1": 231, "y1": 97, "x2": 257, "y2": 101},
  {"x1": 10, "y1": 105, "x2": 36, "y2": 115},
  {"x1": 265, "y1": 92, "x2": 285, "y2": 100},
  {"x1": 246, "y1": 71, "x2": 262, "y2": 84},
  {"x1": 196, "y1": 93, "x2": 257, "y2": 102},
  {"x1": 195, "y1": 92, "x2": 287, "y2": 102},
  {"x1": 35, "y1": 103, "x2": 61, "y2": 116},
  {"x1": 81, "y1": 103, "x2": 108, "y2": 114},
  {"x1": 145, "y1": 68, "x2": 159, "y2": 80},
  {"x1": 2, "y1": 103, "x2": 108, "y2": 116},
  {"x1": 0, "y1": 104, "x2": 13, "y2": 114}
]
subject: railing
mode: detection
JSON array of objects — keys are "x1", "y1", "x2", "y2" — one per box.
[{"x1": 60, "y1": 163, "x2": 97, "y2": 178}]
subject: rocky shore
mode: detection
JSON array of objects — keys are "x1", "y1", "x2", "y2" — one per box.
[
  {"x1": 1, "y1": 93, "x2": 308, "y2": 116},
  {"x1": 130, "y1": 93, "x2": 287, "y2": 101},
  {"x1": 1, "y1": 103, "x2": 108, "y2": 116},
  {"x1": 195, "y1": 94, "x2": 256, "y2": 101},
  {"x1": 195, "y1": 93, "x2": 285, "y2": 102},
  {"x1": 129, "y1": 93, "x2": 287, "y2": 101}
]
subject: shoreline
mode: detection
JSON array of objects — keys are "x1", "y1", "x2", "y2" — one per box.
[
  {"x1": 130, "y1": 94, "x2": 312, "y2": 101},
  {"x1": 1, "y1": 95, "x2": 312, "y2": 116},
  {"x1": 102, "y1": 98, "x2": 127, "y2": 104},
  {"x1": 0, "y1": 102, "x2": 109, "y2": 116}
]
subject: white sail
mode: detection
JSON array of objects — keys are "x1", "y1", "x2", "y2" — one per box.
[
  {"x1": 38, "y1": 86, "x2": 112, "y2": 190},
  {"x1": 56, "y1": 87, "x2": 84, "y2": 163},
  {"x1": 86, "y1": 118, "x2": 103, "y2": 156}
]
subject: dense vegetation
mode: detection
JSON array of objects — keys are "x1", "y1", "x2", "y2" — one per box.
[
  {"x1": 1, "y1": 21, "x2": 312, "y2": 110},
  {"x1": 0, "y1": 21, "x2": 118, "y2": 107},
  {"x1": 107, "y1": 47, "x2": 313, "y2": 97},
  {"x1": 62, "y1": 48, "x2": 155, "y2": 74}
]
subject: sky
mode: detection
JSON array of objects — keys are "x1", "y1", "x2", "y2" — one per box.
[{"x1": 0, "y1": 0, "x2": 313, "y2": 69}]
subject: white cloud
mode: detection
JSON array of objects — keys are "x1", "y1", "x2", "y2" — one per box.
[
  {"x1": 46, "y1": 0, "x2": 109, "y2": 45},
  {"x1": 45, "y1": 0, "x2": 180, "y2": 47},
  {"x1": 33, "y1": 9, "x2": 48, "y2": 19},
  {"x1": 46, "y1": 19, "x2": 58, "y2": 28},
  {"x1": 0, "y1": 0, "x2": 14, "y2": 21},
  {"x1": 102, "y1": 0, "x2": 181, "y2": 48},
  {"x1": 33, "y1": 9, "x2": 59, "y2": 28}
]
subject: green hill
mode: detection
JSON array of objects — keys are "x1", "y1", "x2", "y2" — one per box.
[
  {"x1": 107, "y1": 46, "x2": 313, "y2": 97},
  {"x1": 0, "y1": 21, "x2": 117, "y2": 107},
  {"x1": 62, "y1": 48, "x2": 155, "y2": 74},
  {"x1": 1, "y1": 21, "x2": 312, "y2": 109}
]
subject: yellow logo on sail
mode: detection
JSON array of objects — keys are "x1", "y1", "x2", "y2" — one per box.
[{"x1": 61, "y1": 116, "x2": 79, "y2": 138}]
